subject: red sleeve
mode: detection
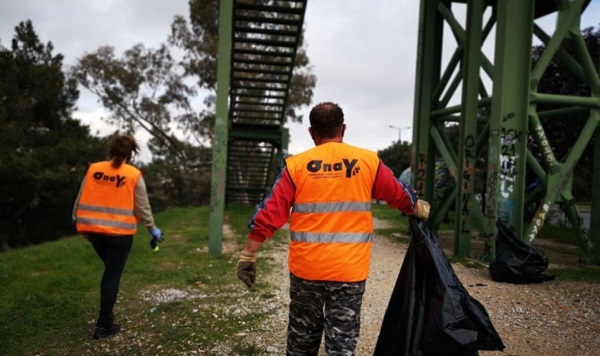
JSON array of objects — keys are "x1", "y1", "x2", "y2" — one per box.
[
  {"x1": 372, "y1": 160, "x2": 418, "y2": 214},
  {"x1": 247, "y1": 168, "x2": 295, "y2": 242}
]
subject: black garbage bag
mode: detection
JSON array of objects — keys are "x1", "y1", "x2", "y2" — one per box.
[
  {"x1": 374, "y1": 217, "x2": 505, "y2": 356},
  {"x1": 489, "y1": 220, "x2": 556, "y2": 284}
]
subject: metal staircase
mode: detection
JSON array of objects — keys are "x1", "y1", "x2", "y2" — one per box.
[
  {"x1": 209, "y1": 0, "x2": 308, "y2": 254},
  {"x1": 226, "y1": 0, "x2": 307, "y2": 205}
]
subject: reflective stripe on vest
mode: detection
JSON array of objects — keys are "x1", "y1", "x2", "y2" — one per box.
[
  {"x1": 77, "y1": 217, "x2": 137, "y2": 230},
  {"x1": 291, "y1": 232, "x2": 372, "y2": 243},
  {"x1": 293, "y1": 201, "x2": 371, "y2": 213},
  {"x1": 78, "y1": 204, "x2": 136, "y2": 216}
]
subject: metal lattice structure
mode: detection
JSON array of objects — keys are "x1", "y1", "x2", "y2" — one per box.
[
  {"x1": 412, "y1": 0, "x2": 599, "y2": 262},
  {"x1": 209, "y1": 0, "x2": 307, "y2": 255},
  {"x1": 209, "y1": 0, "x2": 599, "y2": 263}
]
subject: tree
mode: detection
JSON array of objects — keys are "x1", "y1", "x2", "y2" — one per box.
[
  {"x1": 531, "y1": 25, "x2": 600, "y2": 200},
  {"x1": 0, "y1": 21, "x2": 106, "y2": 250},
  {"x1": 142, "y1": 140, "x2": 213, "y2": 207},
  {"x1": 71, "y1": 1, "x2": 316, "y2": 207},
  {"x1": 377, "y1": 140, "x2": 412, "y2": 177},
  {"x1": 169, "y1": 0, "x2": 316, "y2": 126},
  {"x1": 71, "y1": 44, "x2": 197, "y2": 163},
  {"x1": 72, "y1": 0, "x2": 316, "y2": 162},
  {"x1": 71, "y1": 43, "x2": 215, "y2": 209}
]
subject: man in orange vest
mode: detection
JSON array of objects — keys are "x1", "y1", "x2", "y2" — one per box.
[
  {"x1": 237, "y1": 102, "x2": 430, "y2": 355},
  {"x1": 73, "y1": 134, "x2": 163, "y2": 340}
]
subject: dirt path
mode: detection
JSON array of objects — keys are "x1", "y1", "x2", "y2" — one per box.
[{"x1": 252, "y1": 219, "x2": 600, "y2": 355}]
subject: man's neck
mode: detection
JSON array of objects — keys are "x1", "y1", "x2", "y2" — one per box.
[{"x1": 315, "y1": 137, "x2": 343, "y2": 145}]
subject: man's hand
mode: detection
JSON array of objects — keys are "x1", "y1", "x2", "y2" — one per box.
[
  {"x1": 237, "y1": 251, "x2": 257, "y2": 288},
  {"x1": 412, "y1": 199, "x2": 431, "y2": 221}
]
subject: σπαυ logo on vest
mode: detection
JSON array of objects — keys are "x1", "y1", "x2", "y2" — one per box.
[
  {"x1": 92, "y1": 171, "x2": 127, "y2": 187},
  {"x1": 306, "y1": 158, "x2": 359, "y2": 178}
]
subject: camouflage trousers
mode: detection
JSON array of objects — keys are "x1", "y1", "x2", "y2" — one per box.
[{"x1": 287, "y1": 273, "x2": 366, "y2": 356}]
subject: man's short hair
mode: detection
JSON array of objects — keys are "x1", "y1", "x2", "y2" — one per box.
[{"x1": 309, "y1": 102, "x2": 344, "y2": 138}]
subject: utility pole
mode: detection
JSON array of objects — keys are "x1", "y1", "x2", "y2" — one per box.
[{"x1": 389, "y1": 125, "x2": 410, "y2": 142}]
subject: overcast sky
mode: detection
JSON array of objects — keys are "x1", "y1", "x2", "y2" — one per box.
[{"x1": 1, "y1": 1, "x2": 599, "y2": 159}]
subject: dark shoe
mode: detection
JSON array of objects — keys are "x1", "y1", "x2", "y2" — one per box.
[{"x1": 93, "y1": 323, "x2": 121, "y2": 340}]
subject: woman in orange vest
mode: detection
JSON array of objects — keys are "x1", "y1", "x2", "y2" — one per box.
[
  {"x1": 73, "y1": 134, "x2": 162, "y2": 340},
  {"x1": 236, "y1": 102, "x2": 430, "y2": 355}
]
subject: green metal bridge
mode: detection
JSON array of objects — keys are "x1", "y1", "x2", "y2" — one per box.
[{"x1": 208, "y1": 0, "x2": 600, "y2": 264}]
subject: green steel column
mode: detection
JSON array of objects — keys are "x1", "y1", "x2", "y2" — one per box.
[
  {"x1": 454, "y1": 0, "x2": 484, "y2": 257},
  {"x1": 208, "y1": 0, "x2": 233, "y2": 256},
  {"x1": 525, "y1": 1, "x2": 598, "y2": 255},
  {"x1": 525, "y1": 1, "x2": 584, "y2": 244},
  {"x1": 412, "y1": 0, "x2": 444, "y2": 203},
  {"x1": 592, "y1": 125, "x2": 600, "y2": 263},
  {"x1": 486, "y1": 0, "x2": 534, "y2": 245},
  {"x1": 268, "y1": 129, "x2": 289, "y2": 195},
  {"x1": 281, "y1": 127, "x2": 289, "y2": 163}
]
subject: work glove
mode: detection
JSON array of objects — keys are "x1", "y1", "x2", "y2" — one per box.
[
  {"x1": 412, "y1": 199, "x2": 431, "y2": 221},
  {"x1": 149, "y1": 226, "x2": 164, "y2": 252},
  {"x1": 237, "y1": 251, "x2": 257, "y2": 288}
]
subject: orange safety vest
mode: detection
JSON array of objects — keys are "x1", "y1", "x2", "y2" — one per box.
[
  {"x1": 285, "y1": 142, "x2": 380, "y2": 282},
  {"x1": 76, "y1": 161, "x2": 141, "y2": 236}
]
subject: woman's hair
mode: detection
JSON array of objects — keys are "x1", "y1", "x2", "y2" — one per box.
[
  {"x1": 309, "y1": 102, "x2": 345, "y2": 138},
  {"x1": 107, "y1": 134, "x2": 140, "y2": 168}
]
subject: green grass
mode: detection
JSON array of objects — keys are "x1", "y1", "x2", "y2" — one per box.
[
  {"x1": 0, "y1": 206, "x2": 278, "y2": 356},
  {"x1": 548, "y1": 265, "x2": 600, "y2": 283},
  {"x1": 371, "y1": 204, "x2": 412, "y2": 241},
  {"x1": 371, "y1": 203, "x2": 407, "y2": 222},
  {"x1": 448, "y1": 255, "x2": 487, "y2": 269},
  {"x1": 537, "y1": 223, "x2": 580, "y2": 245},
  {"x1": 1, "y1": 205, "x2": 598, "y2": 354}
]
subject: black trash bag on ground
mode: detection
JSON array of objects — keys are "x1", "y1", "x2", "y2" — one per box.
[
  {"x1": 374, "y1": 217, "x2": 505, "y2": 356},
  {"x1": 489, "y1": 220, "x2": 556, "y2": 284}
]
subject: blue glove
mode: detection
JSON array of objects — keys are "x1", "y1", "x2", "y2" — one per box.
[{"x1": 149, "y1": 227, "x2": 164, "y2": 252}]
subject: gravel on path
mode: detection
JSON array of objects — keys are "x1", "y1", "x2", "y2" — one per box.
[{"x1": 250, "y1": 219, "x2": 600, "y2": 356}]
